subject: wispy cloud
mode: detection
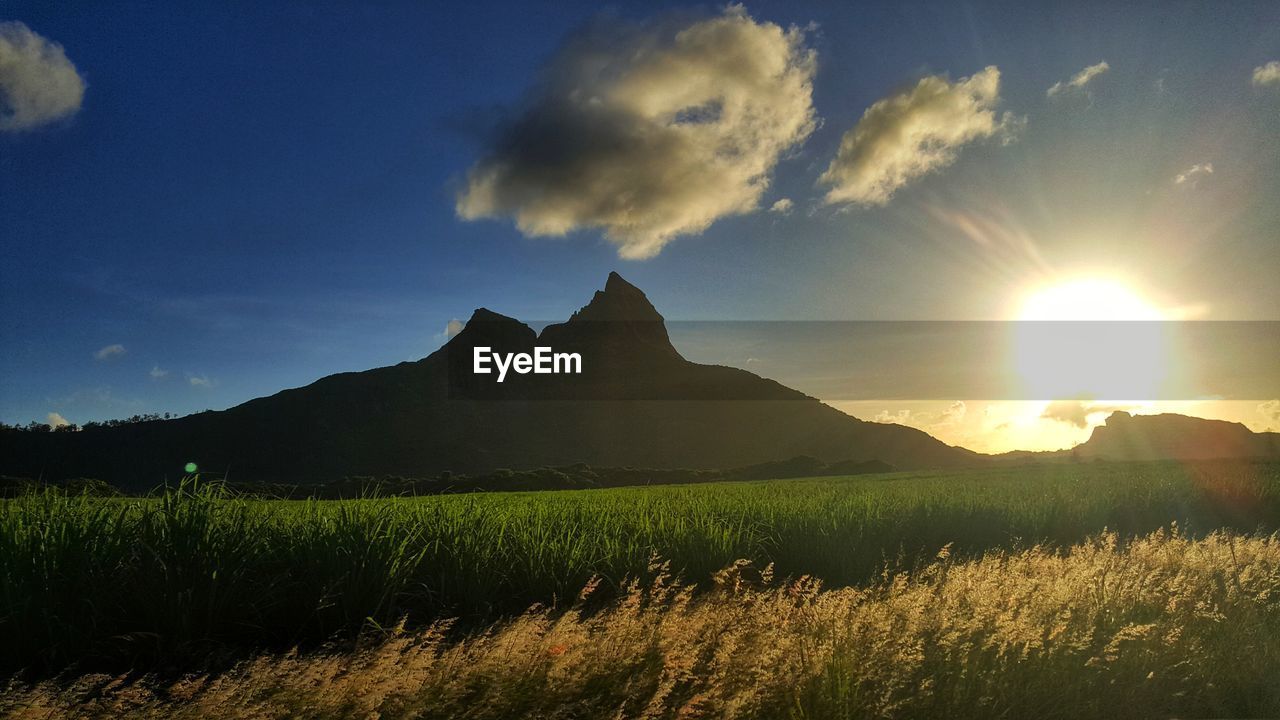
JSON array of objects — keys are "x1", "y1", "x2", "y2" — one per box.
[
  {"x1": 0, "y1": 21, "x2": 87, "y2": 131},
  {"x1": 1252, "y1": 61, "x2": 1280, "y2": 88},
  {"x1": 873, "y1": 409, "x2": 914, "y2": 425},
  {"x1": 188, "y1": 374, "x2": 213, "y2": 388},
  {"x1": 1260, "y1": 399, "x2": 1280, "y2": 425},
  {"x1": 820, "y1": 66, "x2": 1018, "y2": 206},
  {"x1": 149, "y1": 365, "x2": 169, "y2": 380},
  {"x1": 456, "y1": 6, "x2": 817, "y2": 259},
  {"x1": 46, "y1": 411, "x2": 70, "y2": 428},
  {"x1": 1174, "y1": 162, "x2": 1214, "y2": 189},
  {"x1": 768, "y1": 198, "x2": 794, "y2": 215},
  {"x1": 1047, "y1": 61, "x2": 1109, "y2": 98},
  {"x1": 940, "y1": 400, "x2": 967, "y2": 425},
  {"x1": 94, "y1": 344, "x2": 126, "y2": 361},
  {"x1": 873, "y1": 401, "x2": 966, "y2": 428}
]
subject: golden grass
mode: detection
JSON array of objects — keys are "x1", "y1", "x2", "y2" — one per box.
[{"x1": 4, "y1": 528, "x2": 1279, "y2": 719}]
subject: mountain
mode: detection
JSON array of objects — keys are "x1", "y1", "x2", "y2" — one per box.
[
  {"x1": 1, "y1": 273, "x2": 980, "y2": 489},
  {"x1": 1075, "y1": 411, "x2": 1280, "y2": 461}
]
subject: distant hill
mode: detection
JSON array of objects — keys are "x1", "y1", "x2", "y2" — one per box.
[
  {"x1": 1075, "y1": 411, "x2": 1280, "y2": 461},
  {"x1": 1, "y1": 273, "x2": 979, "y2": 489}
]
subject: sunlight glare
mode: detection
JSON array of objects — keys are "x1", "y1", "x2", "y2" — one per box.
[
  {"x1": 1012, "y1": 278, "x2": 1170, "y2": 400},
  {"x1": 1018, "y1": 278, "x2": 1165, "y2": 321}
]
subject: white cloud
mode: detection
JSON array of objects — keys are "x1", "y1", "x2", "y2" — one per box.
[
  {"x1": 188, "y1": 375, "x2": 213, "y2": 388},
  {"x1": 1047, "y1": 61, "x2": 1110, "y2": 98},
  {"x1": 46, "y1": 411, "x2": 70, "y2": 428},
  {"x1": 1260, "y1": 399, "x2": 1280, "y2": 424},
  {"x1": 94, "y1": 344, "x2": 126, "y2": 361},
  {"x1": 873, "y1": 409, "x2": 913, "y2": 424},
  {"x1": 872, "y1": 403, "x2": 958, "y2": 427},
  {"x1": 819, "y1": 66, "x2": 1017, "y2": 206},
  {"x1": 1252, "y1": 61, "x2": 1280, "y2": 88},
  {"x1": 433, "y1": 318, "x2": 466, "y2": 346},
  {"x1": 1174, "y1": 162, "x2": 1214, "y2": 188},
  {"x1": 0, "y1": 21, "x2": 86, "y2": 131},
  {"x1": 456, "y1": 6, "x2": 817, "y2": 259},
  {"x1": 768, "y1": 197, "x2": 794, "y2": 214},
  {"x1": 149, "y1": 365, "x2": 169, "y2": 380}
]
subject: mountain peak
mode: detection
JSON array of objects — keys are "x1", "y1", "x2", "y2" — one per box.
[
  {"x1": 572, "y1": 272, "x2": 663, "y2": 323},
  {"x1": 447, "y1": 307, "x2": 535, "y2": 351},
  {"x1": 538, "y1": 272, "x2": 681, "y2": 363},
  {"x1": 605, "y1": 270, "x2": 638, "y2": 294},
  {"x1": 468, "y1": 307, "x2": 519, "y2": 324}
]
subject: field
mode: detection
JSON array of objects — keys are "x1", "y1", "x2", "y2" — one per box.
[{"x1": 3, "y1": 461, "x2": 1280, "y2": 717}]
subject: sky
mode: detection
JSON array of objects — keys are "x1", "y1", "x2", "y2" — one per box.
[{"x1": 2, "y1": 1, "x2": 1279, "y2": 452}]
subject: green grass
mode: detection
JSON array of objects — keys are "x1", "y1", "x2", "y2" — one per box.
[{"x1": 2, "y1": 460, "x2": 1278, "y2": 675}]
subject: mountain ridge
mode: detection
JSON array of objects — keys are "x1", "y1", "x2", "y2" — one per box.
[
  {"x1": 1, "y1": 273, "x2": 979, "y2": 488},
  {"x1": 1076, "y1": 410, "x2": 1280, "y2": 461}
]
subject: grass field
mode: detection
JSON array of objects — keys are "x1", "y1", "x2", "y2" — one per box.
[
  {"x1": 2, "y1": 460, "x2": 1278, "y2": 681},
  {"x1": 5, "y1": 528, "x2": 1279, "y2": 719}
]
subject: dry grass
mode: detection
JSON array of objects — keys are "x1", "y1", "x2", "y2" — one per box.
[{"x1": 5, "y1": 528, "x2": 1279, "y2": 719}]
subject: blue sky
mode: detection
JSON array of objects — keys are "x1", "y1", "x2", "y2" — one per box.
[{"x1": 2, "y1": 1, "x2": 1278, "y2": 434}]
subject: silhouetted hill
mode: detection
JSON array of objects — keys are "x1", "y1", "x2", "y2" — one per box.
[
  {"x1": 1, "y1": 273, "x2": 979, "y2": 489},
  {"x1": 1076, "y1": 411, "x2": 1280, "y2": 461}
]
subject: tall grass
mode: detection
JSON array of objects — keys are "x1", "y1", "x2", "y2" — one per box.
[
  {"x1": 1, "y1": 461, "x2": 1277, "y2": 675},
  {"x1": 5, "y1": 529, "x2": 1279, "y2": 719}
]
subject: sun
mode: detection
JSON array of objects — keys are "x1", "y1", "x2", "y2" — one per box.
[
  {"x1": 1018, "y1": 278, "x2": 1165, "y2": 321},
  {"x1": 1011, "y1": 277, "x2": 1170, "y2": 400}
]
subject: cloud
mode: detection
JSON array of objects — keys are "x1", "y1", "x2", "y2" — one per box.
[
  {"x1": 1252, "y1": 61, "x2": 1280, "y2": 88},
  {"x1": 873, "y1": 409, "x2": 913, "y2": 424},
  {"x1": 433, "y1": 318, "x2": 466, "y2": 346},
  {"x1": 768, "y1": 198, "x2": 794, "y2": 214},
  {"x1": 93, "y1": 344, "x2": 126, "y2": 361},
  {"x1": 149, "y1": 365, "x2": 169, "y2": 380},
  {"x1": 1047, "y1": 61, "x2": 1109, "y2": 98},
  {"x1": 1260, "y1": 399, "x2": 1280, "y2": 424},
  {"x1": 456, "y1": 6, "x2": 817, "y2": 259},
  {"x1": 819, "y1": 66, "x2": 1017, "y2": 206},
  {"x1": 940, "y1": 400, "x2": 967, "y2": 424},
  {"x1": 1174, "y1": 162, "x2": 1213, "y2": 188},
  {"x1": 1040, "y1": 400, "x2": 1128, "y2": 428},
  {"x1": 871, "y1": 403, "x2": 966, "y2": 427},
  {"x1": 47, "y1": 411, "x2": 70, "y2": 428},
  {"x1": 188, "y1": 375, "x2": 213, "y2": 388},
  {"x1": 0, "y1": 22, "x2": 86, "y2": 131}
]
